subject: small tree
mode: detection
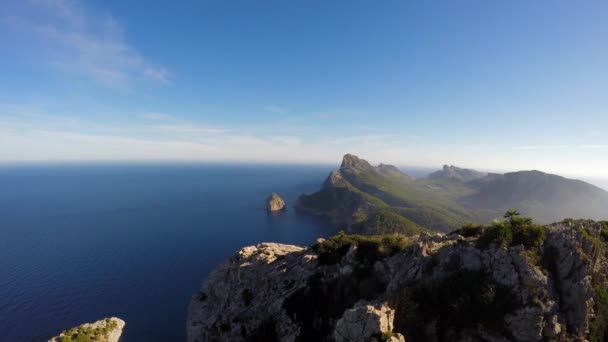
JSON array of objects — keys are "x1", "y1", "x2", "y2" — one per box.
[{"x1": 503, "y1": 210, "x2": 520, "y2": 219}]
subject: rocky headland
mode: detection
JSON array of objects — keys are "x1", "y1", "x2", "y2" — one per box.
[
  {"x1": 188, "y1": 218, "x2": 608, "y2": 341},
  {"x1": 48, "y1": 317, "x2": 125, "y2": 342}
]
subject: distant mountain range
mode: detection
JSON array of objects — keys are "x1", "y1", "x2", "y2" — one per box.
[{"x1": 295, "y1": 154, "x2": 608, "y2": 234}]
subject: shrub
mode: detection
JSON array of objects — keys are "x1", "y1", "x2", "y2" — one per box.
[
  {"x1": 477, "y1": 222, "x2": 513, "y2": 249},
  {"x1": 476, "y1": 212, "x2": 545, "y2": 249},
  {"x1": 390, "y1": 270, "x2": 519, "y2": 341},
  {"x1": 511, "y1": 224, "x2": 546, "y2": 248},
  {"x1": 451, "y1": 224, "x2": 485, "y2": 238},
  {"x1": 599, "y1": 222, "x2": 608, "y2": 242},
  {"x1": 590, "y1": 287, "x2": 608, "y2": 342},
  {"x1": 313, "y1": 232, "x2": 411, "y2": 265}
]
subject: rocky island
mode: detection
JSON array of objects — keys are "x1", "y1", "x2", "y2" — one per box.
[
  {"x1": 188, "y1": 216, "x2": 608, "y2": 341},
  {"x1": 267, "y1": 192, "x2": 286, "y2": 212},
  {"x1": 48, "y1": 317, "x2": 125, "y2": 342}
]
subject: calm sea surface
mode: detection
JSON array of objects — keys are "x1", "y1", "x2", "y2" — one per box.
[{"x1": 0, "y1": 163, "x2": 337, "y2": 341}]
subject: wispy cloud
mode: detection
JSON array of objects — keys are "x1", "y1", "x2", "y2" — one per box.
[{"x1": 2, "y1": 0, "x2": 170, "y2": 87}]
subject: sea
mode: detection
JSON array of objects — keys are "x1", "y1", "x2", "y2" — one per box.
[
  {"x1": 0, "y1": 163, "x2": 339, "y2": 341},
  {"x1": 2, "y1": 163, "x2": 605, "y2": 341}
]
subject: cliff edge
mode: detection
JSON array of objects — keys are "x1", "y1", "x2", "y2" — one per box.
[{"x1": 188, "y1": 218, "x2": 608, "y2": 341}]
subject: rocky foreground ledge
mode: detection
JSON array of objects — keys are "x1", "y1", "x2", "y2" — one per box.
[
  {"x1": 188, "y1": 219, "x2": 608, "y2": 341},
  {"x1": 48, "y1": 317, "x2": 125, "y2": 342}
]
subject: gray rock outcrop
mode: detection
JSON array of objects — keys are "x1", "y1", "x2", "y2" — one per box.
[
  {"x1": 188, "y1": 220, "x2": 608, "y2": 342},
  {"x1": 334, "y1": 302, "x2": 405, "y2": 342}
]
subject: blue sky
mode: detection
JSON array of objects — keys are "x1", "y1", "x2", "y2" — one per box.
[{"x1": 1, "y1": 0, "x2": 607, "y2": 177}]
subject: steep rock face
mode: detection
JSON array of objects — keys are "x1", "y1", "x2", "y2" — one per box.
[
  {"x1": 187, "y1": 243, "x2": 317, "y2": 342},
  {"x1": 340, "y1": 154, "x2": 375, "y2": 175},
  {"x1": 188, "y1": 221, "x2": 608, "y2": 342},
  {"x1": 48, "y1": 317, "x2": 125, "y2": 342},
  {"x1": 334, "y1": 302, "x2": 405, "y2": 342},
  {"x1": 267, "y1": 193, "x2": 286, "y2": 212}
]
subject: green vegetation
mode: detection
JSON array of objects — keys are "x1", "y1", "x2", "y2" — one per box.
[
  {"x1": 298, "y1": 154, "x2": 608, "y2": 234},
  {"x1": 313, "y1": 231, "x2": 411, "y2": 265},
  {"x1": 590, "y1": 287, "x2": 608, "y2": 342},
  {"x1": 297, "y1": 155, "x2": 479, "y2": 233},
  {"x1": 451, "y1": 223, "x2": 484, "y2": 238},
  {"x1": 285, "y1": 232, "x2": 411, "y2": 341},
  {"x1": 370, "y1": 331, "x2": 396, "y2": 341},
  {"x1": 389, "y1": 270, "x2": 519, "y2": 341},
  {"x1": 476, "y1": 221, "x2": 514, "y2": 248},
  {"x1": 59, "y1": 318, "x2": 118, "y2": 342},
  {"x1": 600, "y1": 221, "x2": 608, "y2": 242},
  {"x1": 358, "y1": 210, "x2": 425, "y2": 236},
  {"x1": 449, "y1": 211, "x2": 546, "y2": 249}
]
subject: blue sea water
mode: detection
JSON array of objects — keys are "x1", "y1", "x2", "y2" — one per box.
[{"x1": 0, "y1": 163, "x2": 337, "y2": 341}]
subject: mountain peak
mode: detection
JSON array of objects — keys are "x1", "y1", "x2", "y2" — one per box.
[
  {"x1": 340, "y1": 154, "x2": 373, "y2": 173},
  {"x1": 430, "y1": 165, "x2": 487, "y2": 182}
]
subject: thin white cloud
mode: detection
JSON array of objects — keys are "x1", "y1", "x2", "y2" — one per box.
[{"x1": 3, "y1": 0, "x2": 169, "y2": 87}]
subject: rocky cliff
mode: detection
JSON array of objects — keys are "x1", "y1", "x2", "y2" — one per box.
[
  {"x1": 48, "y1": 317, "x2": 125, "y2": 342},
  {"x1": 188, "y1": 219, "x2": 608, "y2": 342}
]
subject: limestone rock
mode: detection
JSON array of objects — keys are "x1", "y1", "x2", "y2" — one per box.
[
  {"x1": 187, "y1": 243, "x2": 316, "y2": 342},
  {"x1": 334, "y1": 302, "x2": 404, "y2": 342},
  {"x1": 266, "y1": 192, "x2": 286, "y2": 211},
  {"x1": 48, "y1": 317, "x2": 125, "y2": 342},
  {"x1": 188, "y1": 220, "x2": 608, "y2": 342}
]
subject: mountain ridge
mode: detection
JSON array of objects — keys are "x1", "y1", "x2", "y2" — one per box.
[{"x1": 295, "y1": 154, "x2": 608, "y2": 233}]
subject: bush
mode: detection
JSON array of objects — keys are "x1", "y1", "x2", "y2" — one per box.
[
  {"x1": 476, "y1": 212, "x2": 545, "y2": 249},
  {"x1": 512, "y1": 224, "x2": 546, "y2": 248},
  {"x1": 477, "y1": 222, "x2": 513, "y2": 249},
  {"x1": 390, "y1": 270, "x2": 519, "y2": 340},
  {"x1": 599, "y1": 222, "x2": 608, "y2": 242},
  {"x1": 313, "y1": 232, "x2": 411, "y2": 265},
  {"x1": 590, "y1": 287, "x2": 608, "y2": 342},
  {"x1": 451, "y1": 224, "x2": 485, "y2": 238}
]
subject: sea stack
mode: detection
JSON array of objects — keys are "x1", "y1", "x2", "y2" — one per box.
[
  {"x1": 48, "y1": 317, "x2": 125, "y2": 342},
  {"x1": 266, "y1": 192, "x2": 286, "y2": 212}
]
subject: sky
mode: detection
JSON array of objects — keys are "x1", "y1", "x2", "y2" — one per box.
[{"x1": 1, "y1": 0, "x2": 607, "y2": 178}]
